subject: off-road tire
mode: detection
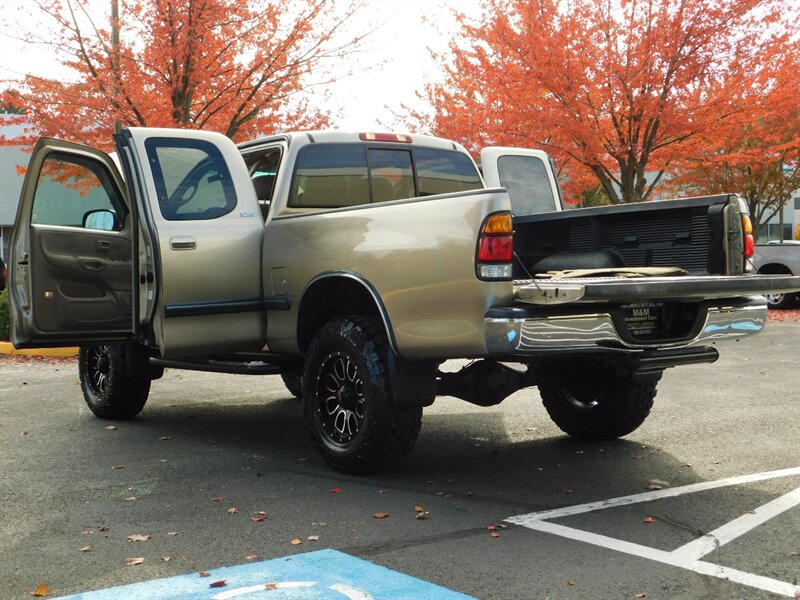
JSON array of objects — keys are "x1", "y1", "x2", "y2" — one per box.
[
  {"x1": 540, "y1": 371, "x2": 657, "y2": 440},
  {"x1": 302, "y1": 316, "x2": 422, "y2": 474},
  {"x1": 79, "y1": 343, "x2": 151, "y2": 419}
]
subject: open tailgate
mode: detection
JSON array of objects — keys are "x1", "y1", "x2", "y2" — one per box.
[{"x1": 514, "y1": 274, "x2": 800, "y2": 305}]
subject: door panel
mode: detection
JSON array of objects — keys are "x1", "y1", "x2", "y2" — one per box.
[
  {"x1": 9, "y1": 138, "x2": 135, "y2": 348},
  {"x1": 32, "y1": 228, "x2": 132, "y2": 332},
  {"x1": 118, "y1": 128, "x2": 266, "y2": 358}
]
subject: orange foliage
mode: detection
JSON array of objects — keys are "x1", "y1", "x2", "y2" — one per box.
[
  {"x1": 413, "y1": 0, "x2": 799, "y2": 206},
  {"x1": 1, "y1": 0, "x2": 363, "y2": 152}
]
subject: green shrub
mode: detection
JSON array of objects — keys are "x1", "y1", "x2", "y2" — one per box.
[{"x1": 0, "y1": 288, "x2": 9, "y2": 341}]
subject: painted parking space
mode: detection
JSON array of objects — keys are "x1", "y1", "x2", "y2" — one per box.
[
  {"x1": 53, "y1": 549, "x2": 475, "y2": 600},
  {"x1": 506, "y1": 467, "x2": 800, "y2": 598}
]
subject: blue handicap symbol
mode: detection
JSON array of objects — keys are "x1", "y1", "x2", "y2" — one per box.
[{"x1": 53, "y1": 548, "x2": 475, "y2": 599}]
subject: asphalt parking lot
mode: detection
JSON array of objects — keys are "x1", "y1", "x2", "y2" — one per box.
[{"x1": 1, "y1": 320, "x2": 798, "y2": 599}]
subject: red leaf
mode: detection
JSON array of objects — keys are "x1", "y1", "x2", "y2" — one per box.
[
  {"x1": 643, "y1": 517, "x2": 655, "y2": 523},
  {"x1": 31, "y1": 583, "x2": 49, "y2": 597},
  {"x1": 209, "y1": 580, "x2": 227, "y2": 588},
  {"x1": 487, "y1": 525, "x2": 498, "y2": 530},
  {"x1": 490, "y1": 532, "x2": 500, "y2": 538},
  {"x1": 331, "y1": 487, "x2": 342, "y2": 494},
  {"x1": 212, "y1": 496, "x2": 223, "y2": 503}
]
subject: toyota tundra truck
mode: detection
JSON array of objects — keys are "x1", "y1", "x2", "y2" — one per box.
[{"x1": 8, "y1": 128, "x2": 799, "y2": 473}]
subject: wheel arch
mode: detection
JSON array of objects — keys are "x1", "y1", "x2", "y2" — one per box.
[
  {"x1": 297, "y1": 271, "x2": 398, "y2": 354},
  {"x1": 757, "y1": 262, "x2": 793, "y2": 275}
]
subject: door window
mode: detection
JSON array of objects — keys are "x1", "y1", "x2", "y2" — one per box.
[
  {"x1": 32, "y1": 154, "x2": 125, "y2": 230},
  {"x1": 497, "y1": 155, "x2": 557, "y2": 215},
  {"x1": 145, "y1": 139, "x2": 237, "y2": 220}
]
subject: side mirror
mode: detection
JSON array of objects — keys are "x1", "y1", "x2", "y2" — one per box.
[{"x1": 83, "y1": 209, "x2": 118, "y2": 231}]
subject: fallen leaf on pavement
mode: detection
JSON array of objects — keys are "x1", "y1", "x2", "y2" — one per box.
[
  {"x1": 330, "y1": 487, "x2": 342, "y2": 494},
  {"x1": 199, "y1": 571, "x2": 211, "y2": 577},
  {"x1": 372, "y1": 512, "x2": 389, "y2": 519},
  {"x1": 167, "y1": 531, "x2": 178, "y2": 536},
  {"x1": 31, "y1": 583, "x2": 49, "y2": 597},
  {"x1": 308, "y1": 535, "x2": 320, "y2": 541},
  {"x1": 159, "y1": 436, "x2": 172, "y2": 441},
  {"x1": 567, "y1": 579, "x2": 575, "y2": 585},
  {"x1": 212, "y1": 496, "x2": 223, "y2": 503},
  {"x1": 490, "y1": 532, "x2": 500, "y2": 538},
  {"x1": 161, "y1": 557, "x2": 172, "y2": 562},
  {"x1": 79, "y1": 545, "x2": 92, "y2": 552},
  {"x1": 209, "y1": 581, "x2": 227, "y2": 588},
  {"x1": 487, "y1": 525, "x2": 498, "y2": 531},
  {"x1": 291, "y1": 538, "x2": 302, "y2": 545},
  {"x1": 124, "y1": 497, "x2": 137, "y2": 502},
  {"x1": 112, "y1": 465, "x2": 125, "y2": 470},
  {"x1": 250, "y1": 512, "x2": 267, "y2": 522},
  {"x1": 635, "y1": 593, "x2": 647, "y2": 598},
  {"x1": 127, "y1": 534, "x2": 151, "y2": 542},
  {"x1": 265, "y1": 583, "x2": 278, "y2": 590},
  {"x1": 245, "y1": 553, "x2": 258, "y2": 560},
  {"x1": 643, "y1": 517, "x2": 655, "y2": 524},
  {"x1": 125, "y1": 558, "x2": 144, "y2": 566},
  {"x1": 105, "y1": 426, "x2": 118, "y2": 431},
  {"x1": 228, "y1": 507, "x2": 238, "y2": 514}
]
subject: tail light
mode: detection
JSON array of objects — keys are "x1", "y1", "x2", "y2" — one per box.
[
  {"x1": 742, "y1": 214, "x2": 754, "y2": 258},
  {"x1": 477, "y1": 212, "x2": 513, "y2": 280}
]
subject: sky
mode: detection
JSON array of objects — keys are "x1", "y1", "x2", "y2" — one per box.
[{"x1": 0, "y1": 0, "x2": 485, "y2": 131}]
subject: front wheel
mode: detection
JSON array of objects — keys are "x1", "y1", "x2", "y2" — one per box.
[
  {"x1": 79, "y1": 343, "x2": 151, "y2": 419},
  {"x1": 540, "y1": 370, "x2": 657, "y2": 440},
  {"x1": 302, "y1": 317, "x2": 422, "y2": 474}
]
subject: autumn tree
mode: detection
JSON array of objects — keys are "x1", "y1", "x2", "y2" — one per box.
[
  {"x1": 415, "y1": 0, "x2": 800, "y2": 205},
  {"x1": 664, "y1": 56, "x2": 800, "y2": 239},
  {"x1": 1, "y1": 0, "x2": 364, "y2": 150}
]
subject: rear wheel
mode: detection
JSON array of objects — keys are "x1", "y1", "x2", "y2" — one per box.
[
  {"x1": 302, "y1": 316, "x2": 422, "y2": 474},
  {"x1": 765, "y1": 291, "x2": 797, "y2": 309},
  {"x1": 540, "y1": 369, "x2": 657, "y2": 440},
  {"x1": 79, "y1": 343, "x2": 151, "y2": 419}
]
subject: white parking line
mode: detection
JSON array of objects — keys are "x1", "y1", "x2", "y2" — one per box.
[
  {"x1": 670, "y1": 487, "x2": 800, "y2": 562},
  {"x1": 506, "y1": 468, "x2": 800, "y2": 598},
  {"x1": 509, "y1": 466, "x2": 800, "y2": 524}
]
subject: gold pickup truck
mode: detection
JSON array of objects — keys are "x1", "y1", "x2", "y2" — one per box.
[{"x1": 8, "y1": 128, "x2": 799, "y2": 473}]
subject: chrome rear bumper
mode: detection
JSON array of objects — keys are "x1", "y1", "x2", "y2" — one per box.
[{"x1": 486, "y1": 296, "x2": 767, "y2": 354}]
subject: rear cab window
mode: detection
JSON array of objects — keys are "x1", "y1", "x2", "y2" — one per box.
[{"x1": 288, "y1": 143, "x2": 481, "y2": 209}]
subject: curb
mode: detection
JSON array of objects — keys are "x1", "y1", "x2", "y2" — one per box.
[{"x1": 0, "y1": 341, "x2": 79, "y2": 357}]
